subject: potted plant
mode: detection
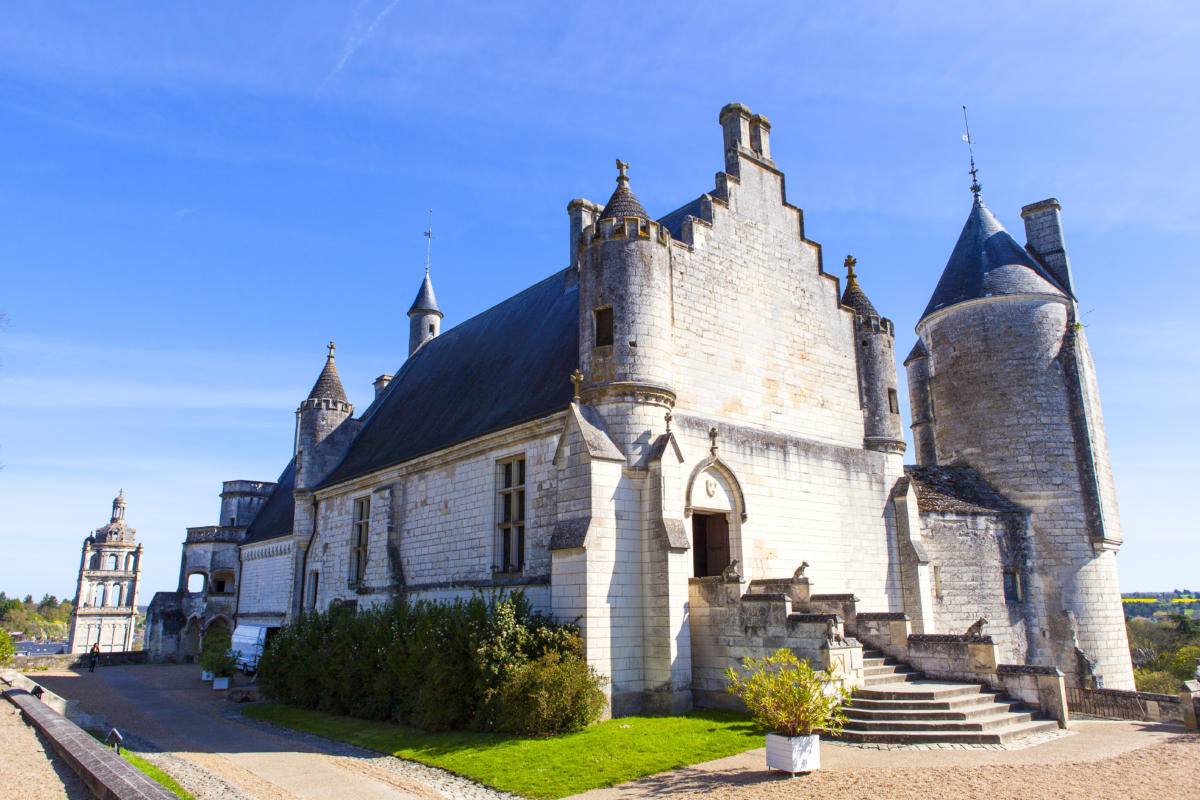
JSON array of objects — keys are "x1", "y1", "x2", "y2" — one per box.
[
  {"x1": 198, "y1": 629, "x2": 237, "y2": 691},
  {"x1": 725, "y1": 648, "x2": 850, "y2": 773}
]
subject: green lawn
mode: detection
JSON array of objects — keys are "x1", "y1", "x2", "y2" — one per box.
[
  {"x1": 244, "y1": 704, "x2": 763, "y2": 799},
  {"x1": 86, "y1": 732, "x2": 195, "y2": 800}
]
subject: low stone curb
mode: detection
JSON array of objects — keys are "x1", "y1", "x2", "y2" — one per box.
[{"x1": 2, "y1": 688, "x2": 177, "y2": 800}]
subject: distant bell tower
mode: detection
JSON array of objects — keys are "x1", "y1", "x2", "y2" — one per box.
[{"x1": 68, "y1": 491, "x2": 144, "y2": 653}]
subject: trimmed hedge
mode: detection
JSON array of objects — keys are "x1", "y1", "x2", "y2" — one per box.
[{"x1": 257, "y1": 593, "x2": 604, "y2": 733}]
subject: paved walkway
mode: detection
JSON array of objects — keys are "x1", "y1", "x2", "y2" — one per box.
[{"x1": 34, "y1": 665, "x2": 444, "y2": 800}]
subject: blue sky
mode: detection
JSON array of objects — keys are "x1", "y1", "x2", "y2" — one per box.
[{"x1": 1, "y1": 1, "x2": 1196, "y2": 601}]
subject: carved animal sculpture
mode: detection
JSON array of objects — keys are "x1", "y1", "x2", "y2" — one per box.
[
  {"x1": 825, "y1": 618, "x2": 845, "y2": 645},
  {"x1": 721, "y1": 559, "x2": 741, "y2": 582},
  {"x1": 965, "y1": 617, "x2": 988, "y2": 638},
  {"x1": 793, "y1": 561, "x2": 810, "y2": 580}
]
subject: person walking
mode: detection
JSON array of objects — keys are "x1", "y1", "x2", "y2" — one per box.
[{"x1": 89, "y1": 642, "x2": 101, "y2": 672}]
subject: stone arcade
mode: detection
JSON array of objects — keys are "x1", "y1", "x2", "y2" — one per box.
[{"x1": 147, "y1": 104, "x2": 1134, "y2": 712}]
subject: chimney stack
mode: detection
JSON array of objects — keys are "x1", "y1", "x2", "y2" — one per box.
[{"x1": 1021, "y1": 198, "x2": 1074, "y2": 295}]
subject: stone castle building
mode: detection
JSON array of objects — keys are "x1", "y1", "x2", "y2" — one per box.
[
  {"x1": 69, "y1": 491, "x2": 144, "y2": 653},
  {"x1": 147, "y1": 103, "x2": 1134, "y2": 709}
]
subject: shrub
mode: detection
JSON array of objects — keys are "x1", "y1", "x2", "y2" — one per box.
[
  {"x1": 494, "y1": 651, "x2": 608, "y2": 735},
  {"x1": 198, "y1": 629, "x2": 237, "y2": 677},
  {"x1": 1134, "y1": 668, "x2": 1181, "y2": 694},
  {"x1": 255, "y1": 592, "x2": 592, "y2": 733},
  {"x1": 725, "y1": 648, "x2": 849, "y2": 737}
]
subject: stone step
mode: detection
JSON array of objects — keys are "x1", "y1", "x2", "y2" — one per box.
[
  {"x1": 862, "y1": 649, "x2": 885, "y2": 658},
  {"x1": 844, "y1": 700, "x2": 1024, "y2": 721},
  {"x1": 862, "y1": 670, "x2": 922, "y2": 686},
  {"x1": 852, "y1": 681, "x2": 986, "y2": 701},
  {"x1": 846, "y1": 693, "x2": 1005, "y2": 712},
  {"x1": 863, "y1": 663, "x2": 909, "y2": 676},
  {"x1": 840, "y1": 711, "x2": 1036, "y2": 733},
  {"x1": 835, "y1": 719, "x2": 1060, "y2": 746}
]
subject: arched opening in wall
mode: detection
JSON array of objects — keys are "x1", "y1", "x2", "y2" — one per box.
[
  {"x1": 211, "y1": 571, "x2": 235, "y2": 594},
  {"x1": 98, "y1": 585, "x2": 109, "y2": 606},
  {"x1": 204, "y1": 616, "x2": 231, "y2": 649},
  {"x1": 181, "y1": 617, "x2": 202, "y2": 658},
  {"x1": 186, "y1": 572, "x2": 207, "y2": 593},
  {"x1": 107, "y1": 554, "x2": 119, "y2": 570},
  {"x1": 112, "y1": 584, "x2": 123, "y2": 606},
  {"x1": 125, "y1": 553, "x2": 135, "y2": 571},
  {"x1": 687, "y1": 465, "x2": 745, "y2": 578},
  {"x1": 89, "y1": 553, "x2": 101, "y2": 570}
]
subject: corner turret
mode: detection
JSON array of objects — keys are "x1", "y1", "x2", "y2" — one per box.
[
  {"x1": 577, "y1": 160, "x2": 676, "y2": 463},
  {"x1": 294, "y1": 342, "x2": 354, "y2": 490},
  {"x1": 407, "y1": 273, "x2": 442, "y2": 357},
  {"x1": 842, "y1": 256, "x2": 904, "y2": 454}
]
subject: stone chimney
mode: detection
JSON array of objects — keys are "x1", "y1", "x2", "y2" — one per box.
[
  {"x1": 373, "y1": 374, "x2": 393, "y2": 400},
  {"x1": 1021, "y1": 198, "x2": 1074, "y2": 296},
  {"x1": 567, "y1": 198, "x2": 602, "y2": 270}
]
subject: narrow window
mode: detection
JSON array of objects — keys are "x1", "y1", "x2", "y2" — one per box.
[
  {"x1": 1003, "y1": 570, "x2": 1022, "y2": 604},
  {"x1": 498, "y1": 456, "x2": 526, "y2": 572},
  {"x1": 428, "y1": 323, "x2": 435, "y2": 335},
  {"x1": 888, "y1": 388, "x2": 900, "y2": 414},
  {"x1": 307, "y1": 571, "x2": 319, "y2": 608},
  {"x1": 932, "y1": 564, "x2": 943, "y2": 600},
  {"x1": 594, "y1": 307, "x2": 614, "y2": 348},
  {"x1": 350, "y1": 498, "x2": 370, "y2": 586}
]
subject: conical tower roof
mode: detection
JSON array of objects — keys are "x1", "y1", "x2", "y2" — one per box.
[
  {"x1": 408, "y1": 273, "x2": 442, "y2": 316},
  {"x1": 840, "y1": 256, "x2": 879, "y2": 318},
  {"x1": 599, "y1": 159, "x2": 650, "y2": 221},
  {"x1": 307, "y1": 342, "x2": 348, "y2": 403},
  {"x1": 920, "y1": 194, "x2": 1067, "y2": 321}
]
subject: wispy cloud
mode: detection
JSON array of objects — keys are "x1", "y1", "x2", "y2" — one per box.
[{"x1": 315, "y1": 0, "x2": 401, "y2": 97}]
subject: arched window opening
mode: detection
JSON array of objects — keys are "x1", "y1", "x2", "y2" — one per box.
[
  {"x1": 112, "y1": 584, "x2": 123, "y2": 606},
  {"x1": 186, "y1": 572, "x2": 207, "y2": 593},
  {"x1": 107, "y1": 554, "x2": 119, "y2": 570}
]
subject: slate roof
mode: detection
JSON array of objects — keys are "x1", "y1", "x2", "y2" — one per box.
[
  {"x1": 903, "y1": 465, "x2": 1023, "y2": 514},
  {"x1": 242, "y1": 459, "x2": 296, "y2": 545},
  {"x1": 320, "y1": 268, "x2": 579, "y2": 488},
  {"x1": 307, "y1": 352, "x2": 349, "y2": 404},
  {"x1": 841, "y1": 273, "x2": 879, "y2": 318},
  {"x1": 920, "y1": 194, "x2": 1067, "y2": 321},
  {"x1": 600, "y1": 182, "x2": 650, "y2": 221},
  {"x1": 903, "y1": 339, "x2": 928, "y2": 365},
  {"x1": 408, "y1": 273, "x2": 442, "y2": 316}
]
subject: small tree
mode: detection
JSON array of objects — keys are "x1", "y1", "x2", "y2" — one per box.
[
  {"x1": 0, "y1": 629, "x2": 14, "y2": 666},
  {"x1": 199, "y1": 629, "x2": 236, "y2": 677},
  {"x1": 725, "y1": 649, "x2": 850, "y2": 737}
]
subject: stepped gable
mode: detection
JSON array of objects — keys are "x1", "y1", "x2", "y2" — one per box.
[
  {"x1": 320, "y1": 268, "x2": 579, "y2": 488},
  {"x1": 409, "y1": 273, "x2": 441, "y2": 315},
  {"x1": 903, "y1": 465, "x2": 1023, "y2": 514},
  {"x1": 307, "y1": 347, "x2": 348, "y2": 404},
  {"x1": 242, "y1": 460, "x2": 296, "y2": 545},
  {"x1": 921, "y1": 194, "x2": 1067, "y2": 321}
]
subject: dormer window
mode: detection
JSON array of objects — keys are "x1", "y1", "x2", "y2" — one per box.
[{"x1": 594, "y1": 307, "x2": 613, "y2": 348}]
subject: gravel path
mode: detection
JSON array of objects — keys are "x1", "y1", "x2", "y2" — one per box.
[
  {"x1": 568, "y1": 721, "x2": 1200, "y2": 800},
  {"x1": 0, "y1": 702, "x2": 91, "y2": 800},
  {"x1": 31, "y1": 665, "x2": 512, "y2": 800}
]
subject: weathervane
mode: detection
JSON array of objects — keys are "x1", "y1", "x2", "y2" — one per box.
[
  {"x1": 423, "y1": 209, "x2": 434, "y2": 276},
  {"x1": 962, "y1": 106, "x2": 981, "y2": 196}
]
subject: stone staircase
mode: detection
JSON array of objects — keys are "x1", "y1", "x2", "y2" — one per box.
[{"x1": 836, "y1": 649, "x2": 1060, "y2": 745}]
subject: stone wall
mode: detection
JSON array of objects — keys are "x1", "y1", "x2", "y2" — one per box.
[
  {"x1": 1066, "y1": 686, "x2": 1183, "y2": 723},
  {"x1": 237, "y1": 539, "x2": 293, "y2": 621}
]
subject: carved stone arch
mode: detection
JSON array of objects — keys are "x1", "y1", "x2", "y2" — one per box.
[{"x1": 684, "y1": 455, "x2": 748, "y2": 522}]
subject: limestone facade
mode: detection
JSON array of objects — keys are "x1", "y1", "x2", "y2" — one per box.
[
  {"x1": 68, "y1": 492, "x2": 143, "y2": 653},
  {"x1": 149, "y1": 103, "x2": 1135, "y2": 701}
]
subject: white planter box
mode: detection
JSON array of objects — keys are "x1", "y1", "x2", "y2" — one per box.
[
  {"x1": 201, "y1": 670, "x2": 214, "y2": 681},
  {"x1": 212, "y1": 676, "x2": 230, "y2": 690},
  {"x1": 765, "y1": 733, "x2": 820, "y2": 773}
]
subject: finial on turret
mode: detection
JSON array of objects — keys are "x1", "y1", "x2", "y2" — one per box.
[
  {"x1": 664, "y1": 411, "x2": 672, "y2": 433},
  {"x1": 844, "y1": 254, "x2": 857, "y2": 279},
  {"x1": 570, "y1": 369, "x2": 584, "y2": 403},
  {"x1": 327, "y1": 340, "x2": 336, "y2": 359},
  {"x1": 616, "y1": 159, "x2": 629, "y2": 186},
  {"x1": 708, "y1": 426, "x2": 719, "y2": 454},
  {"x1": 423, "y1": 209, "x2": 434, "y2": 276},
  {"x1": 962, "y1": 106, "x2": 981, "y2": 197}
]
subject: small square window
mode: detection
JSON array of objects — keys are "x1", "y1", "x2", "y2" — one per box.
[{"x1": 594, "y1": 307, "x2": 614, "y2": 348}]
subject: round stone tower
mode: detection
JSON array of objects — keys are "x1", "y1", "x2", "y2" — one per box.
[
  {"x1": 840, "y1": 256, "x2": 905, "y2": 455},
  {"x1": 294, "y1": 342, "x2": 354, "y2": 491},
  {"x1": 578, "y1": 159, "x2": 675, "y2": 462},
  {"x1": 908, "y1": 189, "x2": 1132, "y2": 689},
  {"x1": 407, "y1": 272, "x2": 442, "y2": 357}
]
